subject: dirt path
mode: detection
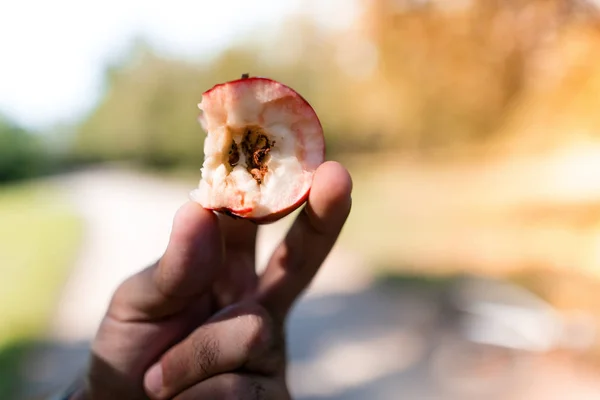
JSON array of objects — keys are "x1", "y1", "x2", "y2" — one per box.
[{"x1": 19, "y1": 166, "x2": 600, "y2": 400}]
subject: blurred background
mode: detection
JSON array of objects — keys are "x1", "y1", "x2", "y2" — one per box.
[{"x1": 2, "y1": 0, "x2": 600, "y2": 398}]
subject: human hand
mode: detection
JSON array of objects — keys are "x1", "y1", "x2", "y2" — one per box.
[{"x1": 72, "y1": 161, "x2": 352, "y2": 399}]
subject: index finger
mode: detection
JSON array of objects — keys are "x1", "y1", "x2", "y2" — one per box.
[
  {"x1": 256, "y1": 161, "x2": 353, "y2": 320},
  {"x1": 217, "y1": 213, "x2": 258, "y2": 256}
]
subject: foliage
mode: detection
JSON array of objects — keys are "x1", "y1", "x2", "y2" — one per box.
[
  {"x1": 0, "y1": 116, "x2": 45, "y2": 182},
  {"x1": 360, "y1": 0, "x2": 600, "y2": 152},
  {"x1": 74, "y1": 41, "x2": 207, "y2": 167},
  {"x1": 72, "y1": 1, "x2": 600, "y2": 166},
  {"x1": 72, "y1": 24, "x2": 345, "y2": 167},
  {"x1": 0, "y1": 340, "x2": 31, "y2": 399}
]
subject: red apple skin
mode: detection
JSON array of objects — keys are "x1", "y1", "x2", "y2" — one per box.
[
  {"x1": 205, "y1": 189, "x2": 311, "y2": 224},
  {"x1": 198, "y1": 76, "x2": 325, "y2": 224}
]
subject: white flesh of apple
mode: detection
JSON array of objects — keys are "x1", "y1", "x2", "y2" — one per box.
[{"x1": 191, "y1": 78, "x2": 324, "y2": 219}]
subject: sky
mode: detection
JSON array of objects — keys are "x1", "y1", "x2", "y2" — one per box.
[{"x1": 0, "y1": 0, "x2": 358, "y2": 131}]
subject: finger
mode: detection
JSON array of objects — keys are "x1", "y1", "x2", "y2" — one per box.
[
  {"x1": 212, "y1": 214, "x2": 259, "y2": 308},
  {"x1": 218, "y1": 212, "x2": 258, "y2": 255},
  {"x1": 108, "y1": 201, "x2": 222, "y2": 321},
  {"x1": 144, "y1": 303, "x2": 281, "y2": 399},
  {"x1": 173, "y1": 373, "x2": 289, "y2": 400},
  {"x1": 257, "y1": 161, "x2": 352, "y2": 320}
]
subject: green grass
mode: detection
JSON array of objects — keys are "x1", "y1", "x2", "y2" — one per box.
[{"x1": 0, "y1": 181, "x2": 82, "y2": 397}]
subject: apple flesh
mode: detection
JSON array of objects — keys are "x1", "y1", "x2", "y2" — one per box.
[{"x1": 191, "y1": 76, "x2": 325, "y2": 223}]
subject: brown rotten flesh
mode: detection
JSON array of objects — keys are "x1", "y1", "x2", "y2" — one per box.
[{"x1": 191, "y1": 77, "x2": 325, "y2": 223}]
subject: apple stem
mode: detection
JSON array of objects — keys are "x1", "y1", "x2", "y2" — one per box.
[{"x1": 241, "y1": 73, "x2": 250, "y2": 79}]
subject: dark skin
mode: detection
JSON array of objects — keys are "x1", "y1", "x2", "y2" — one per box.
[{"x1": 71, "y1": 161, "x2": 352, "y2": 399}]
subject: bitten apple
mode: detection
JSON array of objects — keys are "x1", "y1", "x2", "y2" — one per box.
[{"x1": 191, "y1": 76, "x2": 325, "y2": 223}]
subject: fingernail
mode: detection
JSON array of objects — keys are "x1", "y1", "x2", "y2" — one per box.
[{"x1": 144, "y1": 363, "x2": 163, "y2": 396}]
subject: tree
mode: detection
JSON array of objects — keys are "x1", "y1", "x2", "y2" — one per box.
[{"x1": 0, "y1": 115, "x2": 43, "y2": 182}]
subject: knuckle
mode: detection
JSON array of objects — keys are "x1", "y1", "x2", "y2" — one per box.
[
  {"x1": 248, "y1": 377, "x2": 268, "y2": 400},
  {"x1": 235, "y1": 301, "x2": 270, "y2": 322},
  {"x1": 190, "y1": 330, "x2": 220, "y2": 377},
  {"x1": 106, "y1": 268, "x2": 152, "y2": 320},
  {"x1": 223, "y1": 374, "x2": 268, "y2": 400},
  {"x1": 238, "y1": 304, "x2": 273, "y2": 355},
  {"x1": 111, "y1": 270, "x2": 141, "y2": 304},
  {"x1": 233, "y1": 303, "x2": 286, "y2": 374}
]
